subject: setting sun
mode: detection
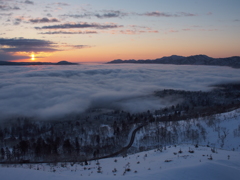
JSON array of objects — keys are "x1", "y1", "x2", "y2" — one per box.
[{"x1": 31, "y1": 53, "x2": 35, "y2": 61}]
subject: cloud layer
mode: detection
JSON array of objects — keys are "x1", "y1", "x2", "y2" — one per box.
[{"x1": 0, "y1": 64, "x2": 239, "y2": 121}]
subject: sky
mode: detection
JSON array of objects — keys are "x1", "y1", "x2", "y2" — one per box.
[{"x1": 0, "y1": 0, "x2": 240, "y2": 62}]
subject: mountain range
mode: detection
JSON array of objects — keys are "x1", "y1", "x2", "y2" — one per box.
[{"x1": 107, "y1": 55, "x2": 240, "y2": 68}]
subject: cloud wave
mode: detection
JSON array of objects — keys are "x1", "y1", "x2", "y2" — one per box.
[{"x1": 0, "y1": 64, "x2": 239, "y2": 120}]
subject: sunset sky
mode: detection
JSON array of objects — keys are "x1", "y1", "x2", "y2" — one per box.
[{"x1": 0, "y1": 0, "x2": 240, "y2": 62}]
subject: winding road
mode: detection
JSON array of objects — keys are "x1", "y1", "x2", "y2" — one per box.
[
  {"x1": 0, "y1": 122, "x2": 147, "y2": 164},
  {"x1": 89, "y1": 122, "x2": 147, "y2": 161}
]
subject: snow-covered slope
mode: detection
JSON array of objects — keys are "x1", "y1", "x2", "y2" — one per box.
[
  {"x1": 1, "y1": 109, "x2": 240, "y2": 180},
  {"x1": 1, "y1": 144, "x2": 240, "y2": 180},
  {"x1": 132, "y1": 109, "x2": 240, "y2": 152}
]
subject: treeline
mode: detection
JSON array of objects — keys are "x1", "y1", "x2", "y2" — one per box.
[
  {"x1": 154, "y1": 83, "x2": 240, "y2": 120},
  {"x1": 0, "y1": 111, "x2": 153, "y2": 163}
]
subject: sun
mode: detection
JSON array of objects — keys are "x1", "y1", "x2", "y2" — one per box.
[{"x1": 31, "y1": 53, "x2": 35, "y2": 61}]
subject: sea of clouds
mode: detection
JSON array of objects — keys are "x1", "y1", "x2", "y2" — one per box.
[{"x1": 0, "y1": 63, "x2": 239, "y2": 120}]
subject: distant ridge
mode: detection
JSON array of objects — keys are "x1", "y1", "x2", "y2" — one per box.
[
  {"x1": 0, "y1": 61, "x2": 78, "y2": 66},
  {"x1": 107, "y1": 55, "x2": 240, "y2": 68}
]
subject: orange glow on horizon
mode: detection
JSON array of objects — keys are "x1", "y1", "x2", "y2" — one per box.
[
  {"x1": 9, "y1": 42, "x2": 239, "y2": 63},
  {"x1": 31, "y1": 53, "x2": 35, "y2": 61}
]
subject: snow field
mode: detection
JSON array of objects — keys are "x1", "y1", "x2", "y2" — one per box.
[{"x1": 1, "y1": 144, "x2": 240, "y2": 180}]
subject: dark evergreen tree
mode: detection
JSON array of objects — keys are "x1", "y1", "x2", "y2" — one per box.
[
  {"x1": 1, "y1": 148, "x2": 5, "y2": 160},
  {"x1": 19, "y1": 140, "x2": 29, "y2": 156},
  {"x1": 5, "y1": 147, "x2": 11, "y2": 161},
  {"x1": 63, "y1": 139, "x2": 72, "y2": 155},
  {"x1": 75, "y1": 137, "x2": 80, "y2": 155}
]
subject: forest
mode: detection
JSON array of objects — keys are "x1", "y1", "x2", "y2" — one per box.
[{"x1": 0, "y1": 83, "x2": 240, "y2": 163}]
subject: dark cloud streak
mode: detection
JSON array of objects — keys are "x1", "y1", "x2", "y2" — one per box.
[
  {"x1": 143, "y1": 11, "x2": 197, "y2": 17},
  {"x1": 0, "y1": 38, "x2": 54, "y2": 47},
  {"x1": 0, "y1": 38, "x2": 58, "y2": 53},
  {"x1": 62, "y1": 10, "x2": 197, "y2": 19},
  {"x1": 95, "y1": 10, "x2": 128, "y2": 18},
  {"x1": 24, "y1": 0, "x2": 34, "y2": 5},
  {"x1": 62, "y1": 10, "x2": 128, "y2": 19},
  {"x1": 39, "y1": 30, "x2": 97, "y2": 34},
  {"x1": 35, "y1": 22, "x2": 123, "y2": 30},
  {"x1": 29, "y1": 17, "x2": 60, "y2": 23}
]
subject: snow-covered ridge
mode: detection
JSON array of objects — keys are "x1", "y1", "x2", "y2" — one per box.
[{"x1": 108, "y1": 55, "x2": 240, "y2": 68}]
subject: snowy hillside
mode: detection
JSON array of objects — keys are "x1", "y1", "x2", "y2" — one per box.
[
  {"x1": 132, "y1": 108, "x2": 240, "y2": 152},
  {"x1": 1, "y1": 144, "x2": 239, "y2": 180},
  {"x1": 1, "y1": 109, "x2": 240, "y2": 180}
]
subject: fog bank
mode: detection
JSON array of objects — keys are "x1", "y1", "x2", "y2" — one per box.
[{"x1": 0, "y1": 64, "x2": 239, "y2": 120}]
